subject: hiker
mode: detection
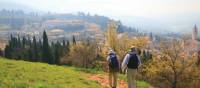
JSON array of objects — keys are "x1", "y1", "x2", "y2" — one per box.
[
  {"x1": 107, "y1": 49, "x2": 120, "y2": 88},
  {"x1": 122, "y1": 46, "x2": 141, "y2": 88}
]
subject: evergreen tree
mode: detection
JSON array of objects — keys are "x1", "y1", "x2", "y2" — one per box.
[
  {"x1": 62, "y1": 40, "x2": 67, "y2": 54},
  {"x1": 63, "y1": 40, "x2": 66, "y2": 47},
  {"x1": 4, "y1": 45, "x2": 11, "y2": 58},
  {"x1": 22, "y1": 36, "x2": 26, "y2": 48},
  {"x1": 42, "y1": 30, "x2": 51, "y2": 63},
  {"x1": 117, "y1": 21, "x2": 124, "y2": 33},
  {"x1": 17, "y1": 35, "x2": 21, "y2": 48},
  {"x1": 37, "y1": 39, "x2": 43, "y2": 60},
  {"x1": 0, "y1": 49, "x2": 3, "y2": 56},
  {"x1": 66, "y1": 40, "x2": 70, "y2": 52},
  {"x1": 10, "y1": 35, "x2": 14, "y2": 49},
  {"x1": 38, "y1": 39, "x2": 43, "y2": 49},
  {"x1": 3, "y1": 33, "x2": 71, "y2": 65},
  {"x1": 32, "y1": 36, "x2": 38, "y2": 61},
  {"x1": 72, "y1": 35, "x2": 76, "y2": 45},
  {"x1": 28, "y1": 48, "x2": 33, "y2": 61},
  {"x1": 54, "y1": 41, "x2": 60, "y2": 64},
  {"x1": 51, "y1": 41, "x2": 55, "y2": 64},
  {"x1": 27, "y1": 36, "x2": 32, "y2": 47}
]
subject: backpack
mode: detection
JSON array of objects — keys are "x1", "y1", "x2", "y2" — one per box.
[
  {"x1": 127, "y1": 53, "x2": 139, "y2": 69},
  {"x1": 109, "y1": 54, "x2": 119, "y2": 70}
]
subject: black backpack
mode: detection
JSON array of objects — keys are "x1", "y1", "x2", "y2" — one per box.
[
  {"x1": 109, "y1": 54, "x2": 119, "y2": 70},
  {"x1": 127, "y1": 53, "x2": 139, "y2": 69}
]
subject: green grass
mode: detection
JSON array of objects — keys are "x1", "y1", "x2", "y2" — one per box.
[
  {"x1": 0, "y1": 57, "x2": 101, "y2": 88},
  {"x1": 0, "y1": 57, "x2": 153, "y2": 88}
]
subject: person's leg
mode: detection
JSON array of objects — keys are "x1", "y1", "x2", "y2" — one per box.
[
  {"x1": 113, "y1": 72, "x2": 118, "y2": 88},
  {"x1": 109, "y1": 72, "x2": 113, "y2": 87},
  {"x1": 131, "y1": 69, "x2": 137, "y2": 88},
  {"x1": 127, "y1": 68, "x2": 132, "y2": 88}
]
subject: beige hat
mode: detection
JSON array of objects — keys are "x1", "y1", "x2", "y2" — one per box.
[
  {"x1": 130, "y1": 46, "x2": 136, "y2": 51},
  {"x1": 130, "y1": 46, "x2": 136, "y2": 49}
]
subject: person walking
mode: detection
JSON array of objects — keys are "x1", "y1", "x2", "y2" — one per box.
[
  {"x1": 122, "y1": 46, "x2": 141, "y2": 88},
  {"x1": 107, "y1": 49, "x2": 120, "y2": 88}
]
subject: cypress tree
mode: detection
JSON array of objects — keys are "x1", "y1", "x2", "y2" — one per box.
[
  {"x1": 28, "y1": 48, "x2": 33, "y2": 61},
  {"x1": 33, "y1": 36, "x2": 38, "y2": 61},
  {"x1": 27, "y1": 36, "x2": 32, "y2": 47},
  {"x1": 13, "y1": 36, "x2": 17, "y2": 48},
  {"x1": 4, "y1": 45, "x2": 11, "y2": 58},
  {"x1": 66, "y1": 40, "x2": 70, "y2": 52},
  {"x1": 51, "y1": 41, "x2": 55, "y2": 64},
  {"x1": 22, "y1": 36, "x2": 26, "y2": 48},
  {"x1": 8, "y1": 35, "x2": 14, "y2": 59},
  {"x1": 0, "y1": 49, "x2": 3, "y2": 56},
  {"x1": 37, "y1": 39, "x2": 42, "y2": 60},
  {"x1": 62, "y1": 40, "x2": 66, "y2": 54},
  {"x1": 54, "y1": 41, "x2": 60, "y2": 64},
  {"x1": 10, "y1": 35, "x2": 14, "y2": 48},
  {"x1": 17, "y1": 35, "x2": 21, "y2": 48},
  {"x1": 72, "y1": 35, "x2": 76, "y2": 45},
  {"x1": 42, "y1": 30, "x2": 51, "y2": 63},
  {"x1": 63, "y1": 40, "x2": 66, "y2": 47}
]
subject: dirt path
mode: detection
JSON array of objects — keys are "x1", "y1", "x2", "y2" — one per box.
[{"x1": 89, "y1": 74, "x2": 127, "y2": 88}]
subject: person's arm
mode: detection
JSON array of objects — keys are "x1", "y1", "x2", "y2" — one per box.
[
  {"x1": 106, "y1": 56, "x2": 110, "y2": 72},
  {"x1": 107, "y1": 56, "x2": 110, "y2": 61},
  {"x1": 117, "y1": 55, "x2": 120, "y2": 70},
  {"x1": 137, "y1": 55, "x2": 141, "y2": 66},
  {"x1": 121, "y1": 54, "x2": 129, "y2": 72}
]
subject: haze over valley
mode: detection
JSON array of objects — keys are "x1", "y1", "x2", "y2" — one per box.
[{"x1": 1, "y1": 0, "x2": 200, "y2": 33}]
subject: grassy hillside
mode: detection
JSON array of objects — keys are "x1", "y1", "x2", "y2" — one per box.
[
  {"x1": 0, "y1": 57, "x2": 101, "y2": 88},
  {"x1": 0, "y1": 57, "x2": 153, "y2": 88}
]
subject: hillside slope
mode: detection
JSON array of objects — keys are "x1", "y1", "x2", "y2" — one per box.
[
  {"x1": 0, "y1": 57, "x2": 102, "y2": 88},
  {"x1": 0, "y1": 57, "x2": 153, "y2": 88}
]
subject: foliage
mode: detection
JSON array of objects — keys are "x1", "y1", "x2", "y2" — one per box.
[
  {"x1": 62, "y1": 40, "x2": 98, "y2": 68},
  {"x1": 130, "y1": 37, "x2": 149, "y2": 49},
  {"x1": 3, "y1": 31, "x2": 70, "y2": 65},
  {"x1": 105, "y1": 22, "x2": 150, "y2": 61},
  {"x1": 105, "y1": 21, "x2": 118, "y2": 51},
  {"x1": 139, "y1": 40, "x2": 200, "y2": 88}
]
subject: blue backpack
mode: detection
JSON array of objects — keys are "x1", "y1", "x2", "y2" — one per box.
[{"x1": 109, "y1": 54, "x2": 119, "y2": 70}]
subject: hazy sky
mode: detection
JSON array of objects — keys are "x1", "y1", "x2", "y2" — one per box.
[
  {"x1": 2, "y1": 0, "x2": 199, "y2": 17},
  {"x1": 1, "y1": 0, "x2": 200, "y2": 32}
]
